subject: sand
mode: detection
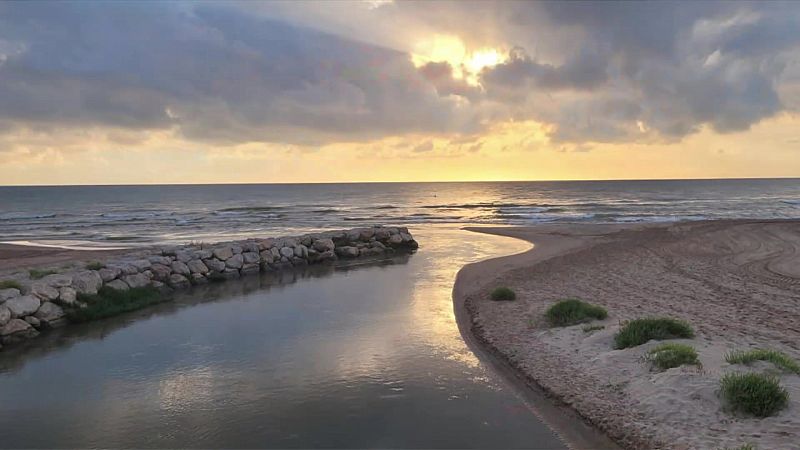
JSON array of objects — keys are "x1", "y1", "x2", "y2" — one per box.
[
  {"x1": 453, "y1": 220, "x2": 800, "y2": 450},
  {"x1": 0, "y1": 243, "x2": 126, "y2": 274}
]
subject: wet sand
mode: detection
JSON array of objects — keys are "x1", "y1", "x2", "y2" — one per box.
[
  {"x1": 453, "y1": 220, "x2": 800, "y2": 450},
  {"x1": 0, "y1": 243, "x2": 125, "y2": 273}
]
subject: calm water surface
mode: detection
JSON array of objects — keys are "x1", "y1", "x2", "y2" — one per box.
[{"x1": 0, "y1": 227, "x2": 565, "y2": 448}]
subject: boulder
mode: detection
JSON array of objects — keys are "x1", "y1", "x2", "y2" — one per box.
[
  {"x1": 374, "y1": 229, "x2": 391, "y2": 241},
  {"x1": 171, "y1": 261, "x2": 191, "y2": 276},
  {"x1": 1, "y1": 318, "x2": 38, "y2": 343},
  {"x1": 306, "y1": 248, "x2": 320, "y2": 263},
  {"x1": 203, "y1": 258, "x2": 226, "y2": 273},
  {"x1": 260, "y1": 250, "x2": 274, "y2": 264},
  {"x1": 41, "y1": 273, "x2": 72, "y2": 288},
  {"x1": 0, "y1": 305, "x2": 10, "y2": 326},
  {"x1": 187, "y1": 259, "x2": 209, "y2": 274},
  {"x1": 257, "y1": 238, "x2": 275, "y2": 250},
  {"x1": 294, "y1": 244, "x2": 308, "y2": 259},
  {"x1": 98, "y1": 267, "x2": 122, "y2": 282},
  {"x1": 148, "y1": 255, "x2": 172, "y2": 266},
  {"x1": 130, "y1": 259, "x2": 151, "y2": 271},
  {"x1": 194, "y1": 249, "x2": 213, "y2": 260},
  {"x1": 168, "y1": 274, "x2": 190, "y2": 289},
  {"x1": 300, "y1": 236, "x2": 313, "y2": 247},
  {"x1": 5, "y1": 295, "x2": 41, "y2": 318},
  {"x1": 231, "y1": 245, "x2": 243, "y2": 255},
  {"x1": 0, "y1": 288, "x2": 20, "y2": 302},
  {"x1": 241, "y1": 263, "x2": 260, "y2": 274},
  {"x1": 242, "y1": 252, "x2": 260, "y2": 265},
  {"x1": 335, "y1": 246, "x2": 359, "y2": 258},
  {"x1": 122, "y1": 273, "x2": 150, "y2": 289},
  {"x1": 213, "y1": 246, "x2": 233, "y2": 261},
  {"x1": 31, "y1": 283, "x2": 59, "y2": 301},
  {"x1": 221, "y1": 268, "x2": 240, "y2": 279},
  {"x1": 112, "y1": 263, "x2": 140, "y2": 276},
  {"x1": 57, "y1": 287, "x2": 77, "y2": 306},
  {"x1": 388, "y1": 234, "x2": 403, "y2": 246},
  {"x1": 72, "y1": 271, "x2": 103, "y2": 295},
  {"x1": 174, "y1": 251, "x2": 194, "y2": 263},
  {"x1": 106, "y1": 279, "x2": 130, "y2": 291},
  {"x1": 319, "y1": 250, "x2": 337, "y2": 262},
  {"x1": 34, "y1": 302, "x2": 65, "y2": 326},
  {"x1": 279, "y1": 246, "x2": 295, "y2": 259},
  {"x1": 359, "y1": 228, "x2": 375, "y2": 241},
  {"x1": 190, "y1": 273, "x2": 208, "y2": 284},
  {"x1": 225, "y1": 253, "x2": 244, "y2": 269},
  {"x1": 24, "y1": 315, "x2": 41, "y2": 327},
  {"x1": 242, "y1": 242, "x2": 260, "y2": 253},
  {"x1": 270, "y1": 247, "x2": 281, "y2": 259},
  {"x1": 150, "y1": 264, "x2": 172, "y2": 281},
  {"x1": 312, "y1": 238, "x2": 335, "y2": 253}
]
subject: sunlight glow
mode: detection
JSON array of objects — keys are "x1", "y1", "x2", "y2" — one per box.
[{"x1": 411, "y1": 35, "x2": 506, "y2": 85}]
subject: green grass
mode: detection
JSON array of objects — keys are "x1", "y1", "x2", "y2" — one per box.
[
  {"x1": 720, "y1": 372, "x2": 788, "y2": 418},
  {"x1": 85, "y1": 261, "x2": 106, "y2": 270},
  {"x1": 582, "y1": 324, "x2": 605, "y2": 333},
  {"x1": 29, "y1": 268, "x2": 57, "y2": 280},
  {"x1": 0, "y1": 280, "x2": 22, "y2": 290},
  {"x1": 490, "y1": 286, "x2": 516, "y2": 301},
  {"x1": 545, "y1": 299, "x2": 607, "y2": 326},
  {"x1": 645, "y1": 343, "x2": 700, "y2": 370},
  {"x1": 67, "y1": 286, "x2": 167, "y2": 322},
  {"x1": 613, "y1": 317, "x2": 694, "y2": 349},
  {"x1": 725, "y1": 349, "x2": 800, "y2": 375}
]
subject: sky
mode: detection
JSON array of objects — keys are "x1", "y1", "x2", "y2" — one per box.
[{"x1": 0, "y1": 0, "x2": 798, "y2": 185}]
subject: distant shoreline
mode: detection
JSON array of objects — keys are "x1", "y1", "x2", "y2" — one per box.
[{"x1": 453, "y1": 219, "x2": 800, "y2": 449}]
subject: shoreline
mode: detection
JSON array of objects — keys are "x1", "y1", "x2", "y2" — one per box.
[{"x1": 452, "y1": 219, "x2": 800, "y2": 449}]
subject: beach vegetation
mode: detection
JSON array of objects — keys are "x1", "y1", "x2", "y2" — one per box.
[
  {"x1": 0, "y1": 280, "x2": 22, "y2": 290},
  {"x1": 490, "y1": 286, "x2": 516, "y2": 301},
  {"x1": 545, "y1": 298, "x2": 607, "y2": 326},
  {"x1": 582, "y1": 324, "x2": 605, "y2": 333},
  {"x1": 725, "y1": 349, "x2": 800, "y2": 375},
  {"x1": 613, "y1": 317, "x2": 694, "y2": 349},
  {"x1": 68, "y1": 286, "x2": 167, "y2": 322},
  {"x1": 85, "y1": 261, "x2": 106, "y2": 270},
  {"x1": 720, "y1": 372, "x2": 788, "y2": 418},
  {"x1": 645, "y1": 343, "x2": 700, "y2": 371},
  {"x1": 29, "y1": 268, "x2": 57, "y2": 280}
]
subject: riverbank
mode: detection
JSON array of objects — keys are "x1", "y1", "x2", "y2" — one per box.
[
  {"x1": 453, "y1": 220, "x2": 800, "y2": 450},
  {"x1": 0, "y1": 226, "x2": 418, "y2": 349}
]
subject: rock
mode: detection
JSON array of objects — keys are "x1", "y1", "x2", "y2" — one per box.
[
  {"x1": 0, "y1": 306, "x2": 10, "y2": 326},
  {"x1": 150, "y1": 264, "x2": 172, "y2": 281},
  {"x1": 31, "y1": 283, "x2": 60, "y2": 301},
  {"x1": 168, "y1": 274, "x2": 190, "y2": 288},
  {"x1": 257, "y1": 238, "x2": 274, "y2": 250},
  {"x1": 171, "y1": 261, "x2": 191, "y2": 276},
  {"x1": 112, "y1": 263, "x2": 139, "y2": 276},
  {"x1": 388, "y1": 234, "x2": 403, "y2": 246},
  {"x1": 375, "y1": 229, "x2": 391, "y2": 241},
  {"x1": 335, "y1": 246, "x2": 359, "y2": 258},
  {"x1": 221, "y1": 268, "x2": 240, "y2": 279},
  {"x1": 306, "y1": 248, "x2": 320, "y2": 263},
  {"x1": 130, "y1": 259, "x2": 151, "y2": 271},
  {"x1": 35, "y1": 302, "x2": 65, "y2": 326},
  {"x1": 312, "y1": 238, "x2": 335, "y2": 253},
  {"x1": 57, "y1": 287, "x2": 77, "y2": 306},
  {"x1": 294, "y1": 244, "x2": 308, "y2": 258},
  {"x1": 213, "y1": 246, "x2": 233, "y2": 260},
  {"x1": 41, "y1": 273, "x2": 72, "y2": 288},
  {"x1": 174, "y1": 250, "x2": 194, "y2": 263},
  {"x1": 275, "y1": 238, "x2": 297, "y2": 249},
  {"x1": 72, "y1": 271, "x2": 103, "y2": 295},
  {"x1": 151, "y1": 280, "x2": 165, "y2": 289},
  {"x1": 106, "y1": 279, "x2": 130, "y2": 291},
  {"x1": 24, "y1": 315, "x2": 41, "y2": 327},
  {"x1": 319, "y1": 250, "x2": 337, "y2": 262},
  {"x1": 148, "y1": 255, "x2": 172, "y2": 266},
  {"x1": 260, "y1": 250, "x2": 274, "y2": 264},
  {"x1": 1, "y1": 318, "x2": 38, "y2": 343},
  {"x1": 400, "y1": 232, "x2": 414, "y2": 243},
  {"x1": 160, "y1": 246, "x2": 180, "y2": 256},
  {"x1": 242, "y1": 252, "x2": 260, "y2": 265},
  {"x1": 270, "y1": 247, "x2": 281, "y2": 260},
  {"x1": 190, "y1": 273, "x2": 208, "y2": 284},
  {"x1": 372, "y1": 241, "x2": 386, "y2": 250},
  {"x1": 360, "y1": 247, "x2": 384, "y2": 257},
  {"x1": 231, "y1": 245, "x2": 243, "y2": 255},
  {"x1": 98, "y1": 267, "x2": 122, "y2": 282},
  {"x1": 187, "y1": 259, "x2": 209, "y2": 274},
  {"x1": 242, "y1": 242, "x2": 259, "y2": 253},
  {"x1": 279, "y1": 246, "x2": 295, "y2": 259},
  {"x1": 122, "y1": 273, "x2": 150, "y2": 289},
  {"x1": 241, "y1": 263, "x2": 260, "y2": 274},
  {"x1": 300, "y1": 236, "x2": 313, "y2": 247},
  {"x1": 203, "y1": 258, "x2": 226, "y2": 273},
  {"x1": 194, "y1": 249, "x2": 213, "y2": 260},
  {"x1": 5, "y1": 295, "x2": 41, "y2": 318},
  {"x1": 225, "y1": 253, "x2": 244, "y2": 269},
  {"x1": 0, "y1": 288, "x2": 21, "y2": 302},
  {"x1": 359, "y1": 228, "x2": 375, "y2": 241}
]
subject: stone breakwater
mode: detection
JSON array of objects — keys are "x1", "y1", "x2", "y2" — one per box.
[{"x1": 0, "y1": 226, "x2": 418, "y2": 349}]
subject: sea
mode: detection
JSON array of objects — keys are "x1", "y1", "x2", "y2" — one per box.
[{"x1": 1, "y1": 179, "x2": 799, "y2": 248}]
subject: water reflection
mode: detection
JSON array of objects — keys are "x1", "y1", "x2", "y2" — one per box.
[{"x1": 0, "y1": 227, "x2": 560, "y2": 449}]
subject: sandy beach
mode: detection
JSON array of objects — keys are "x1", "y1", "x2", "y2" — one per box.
[{"x1": 454, "y1": 220, "x2": 800, "y2": 450}]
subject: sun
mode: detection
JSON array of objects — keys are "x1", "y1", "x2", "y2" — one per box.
[{"x1": 411, "y1": 35, "x2": 506, "y2": 85}]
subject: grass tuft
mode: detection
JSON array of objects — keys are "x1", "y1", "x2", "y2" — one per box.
[
  {"x1": 725, "y1": 349, "x2": 800, "y2": 375},
  {"x1": 545, "y1": 298, "x2": 607, "y2": 326},
  {"x1": 582, "y1": 324, "x2": 605, "y2": 333},
  {"x1": 85, "y1": 261, "x2": 106, "y2": 270},
  {"x1": 490, "y1": 286, "x2": 516, "y2": 301},
  {"x1": 645, "y1": 342, "x2": 700, "y2": 370},
  {"x1": 29, "y1": 268, "x2": 57, "y2": 280},
  {"x1": 68, "y1": 286, "x2": 166, "y2": 322},
  {"x1": 613, "y1": 317, "x2": 694, "y2": 349},
  {"x1": 720, "y1": 372, "x2": 788, "y2": 418},
  {"x1": 0, "y1": 280, "x2": 22, "y2": 290}
]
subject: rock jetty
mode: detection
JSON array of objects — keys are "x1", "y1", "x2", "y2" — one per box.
[{"x1": 0, "y1": 226, "x2": 418, "y2": 349}]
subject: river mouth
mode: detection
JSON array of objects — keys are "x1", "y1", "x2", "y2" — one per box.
[{"x1": 0, "y1": 226, "x2": 564, "y2": 448}]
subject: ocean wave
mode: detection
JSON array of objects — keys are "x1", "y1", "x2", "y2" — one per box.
[
  {"x1": 0, "y1": 212, "x2": 58, "y2": 220},
  {"x1": 218, "y1": 206, "x2": 286, "y2": 213},
  {"x1": 782, "y1": 200, "x2": 800, "y2": 206}
]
